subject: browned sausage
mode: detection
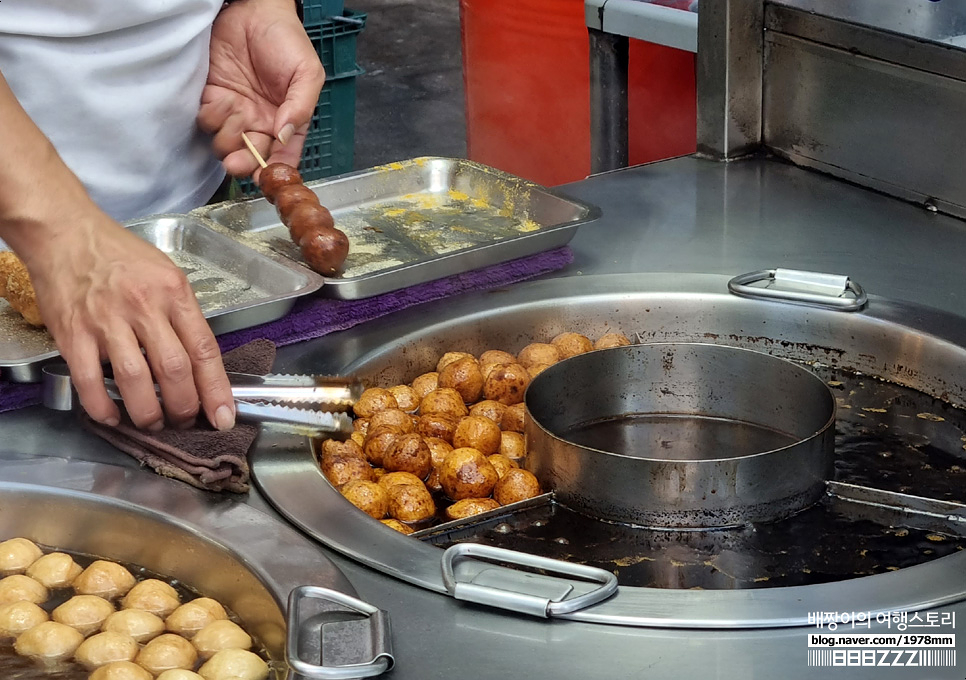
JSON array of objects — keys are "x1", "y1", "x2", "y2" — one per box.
[
  {"x1": 287, "y1": 203, "x2": 336, "y2": 243},
  {"x1": 300, "y1": 227, "x2": 350, "y2": 276},
  {"x1": 258, "y1": 163, "x2": 302, "y2": 203},
  {"x1": 275, "y1": 184, "x2": 320, "y2": 223}
]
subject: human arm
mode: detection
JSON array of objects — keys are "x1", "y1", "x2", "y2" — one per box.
[
  {"x1": 198, "y1": 0, "x2": 326, "y2": 181},
  {"x1": 0, "y1": 72, "x2": 235, "y2": 431}
]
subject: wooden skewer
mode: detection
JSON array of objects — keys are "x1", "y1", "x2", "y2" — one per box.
[{"x1": 241, "y1": 132, "x2": 268, "y2": 169}]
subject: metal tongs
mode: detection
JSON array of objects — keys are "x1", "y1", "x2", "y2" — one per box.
[{"x1": 41, "y1": 363, "x2": 361, "y2": 436}]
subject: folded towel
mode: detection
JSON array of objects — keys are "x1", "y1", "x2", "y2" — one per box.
[{"x1": 82, "y1": 340, "x2": 276, "y2": 493}]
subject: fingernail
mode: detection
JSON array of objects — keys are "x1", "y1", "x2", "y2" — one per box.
[
  {"x1": 277, "y1": 123, "x2": 295, "y2": 146},
  {"x1": 102, "y1": 416, "x2": 120, "y2": 428},
  {"x1": 214, "y1": 405, "x2": 235, "y2": 431},
  {"x1": 147, "y1": 420, "x2": 165, "y2": 433}
]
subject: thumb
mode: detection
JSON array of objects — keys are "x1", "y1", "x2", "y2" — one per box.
[{"x1": 274, "y1": 63, "x2": 326, "y2": 145}]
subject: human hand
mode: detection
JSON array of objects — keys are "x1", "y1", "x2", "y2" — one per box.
[
  {"x1": 25, "y1": 209, "x2": 236, "y2": 432},
  {"x1": 199, "y1": 0, "x2": 326, "y2": 182}
]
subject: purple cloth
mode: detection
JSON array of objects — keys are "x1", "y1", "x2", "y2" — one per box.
[{"x1": 0, "y1": 247, "x2": 573, "y2": 413}]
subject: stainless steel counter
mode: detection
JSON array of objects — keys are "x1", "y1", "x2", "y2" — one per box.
[{"x1": 1, "y1": 156, "x2": 963, "y2": 679}]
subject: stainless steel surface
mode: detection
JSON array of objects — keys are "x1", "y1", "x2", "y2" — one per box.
[
  {"x1": 695, "y1": 0, "x2": 763, "y2": 159},
  {"x1": 588, "y1": 27, "x2": 629, "y2": 174},
  {"x1": 586, "y1": 0, "x2": 697, "y2": 52},
  {"x1": 439, "y1": 543, "x2": 619, "y2": 617},
  {"x1": 1, "y1": 156, "x2": 965, "y2": 677},
  {"x1": 524, "y1": 343, "x2": 836, "y2": 527},
  {"x1": 728, "y1": 268, "x2": 867, "y2": 311},
  {"x1": 0, "y1": 215, "x2": 323, "y2": 383},
  {"x1": 230, "y1": 374, "x2": 364, "y2": 409},
  {"x1": 0, "y1": 456, "x2": 360, "y2": 679},
  {"x1": 252, "y1": 272, "x2": 966, "y2": 629},
  {"x1": 199, "y1": 157, "x2": 598, "y2": 299},
  {"x1": 287, "y1": 586, "x2": 394, "y2": 679}
]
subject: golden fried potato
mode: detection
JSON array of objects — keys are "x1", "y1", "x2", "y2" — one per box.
[
  {"x1": 53, "y1": 595, "x2": 114, "y2": 635},
  {"x1": 198, "y1": 648, "x2": 268, "y2": 680},
  {"x1": 340, "y1": 480, "x2": 389, "y2": 519},
  {"x1": 439, "y1": 448, "x2": 498, "y2": 500},
  {"x1": 418, "y1": 388, "x2": 468, "y2": 418},
  {"x1": 0, "y1": 600, "x2": 47, "y2": 637},
  {"x1": 349, "y1": 431, "x2": 365, "y2": 447},
  {"x1": 415, "y1": 413, "x2": 459, "y2": 443},
  {"x1": 0, "y1": 538, "x2": 42, "y2": 574},
  {"x1": 483, "y1": 363, "x2": 530, "y2": 405},
  {"x1": 486, "y1": 453, "x2": 519, "y2": 479},
  {"x1": 437, "y1": 357, "x2": 484, "y2": 403},
  {"x1": 479, "y1": 350, "x2": 516, "y2": 375},
  {"x1": 383, "y1": 433, "x2": 432, "y2": 479},
  {"x1": 90, "y1": 661, "x2": 154, "y2": 680},
  {"x1": 362, "y1": 427, "x2": 401, "y2": 468},
  {"x1": 594, "y1": 332, "x2": 631, "y2": 349},
  {"x1": 104, "y1": 610, "x2": 165, "y2": 643},
  {"x1": 0, "y1": 574, "x2": 47, "y2": 605},
  {"x1": 499, "y1": 431, "x2": 527, "y2": 461},
  {"x1": 436, "y1": 351, "x2": 475, "y2": 372},
  {"x1": 501, "y1": 403, "x2": 526, "y2": 433},
  {"x1": 410, "y1": 372, "x2": 439, "y2": 399},
  {"x1": 352, "y1": 418, "x2": 369, "y2": 433},
  {"x1": 517, "y1": 343, "x2": 561, "y2": 368},
  {"x1": 26, "y1": 552, "x2": 83, "y2": 589},
  {"x1": 387, "y1": 385, "x2": 420, "y2": 412},
  {"x1": 353, "y1": 388, "x2": 398, "y2": 418},
  {"x1": 386, "y1": 483, "x2": 436, "y2": 523},
  {"x1": 320, "y1": 439, "x2": 372, "y2": 487},
  {"x1": 192, "y1": 619, "x2": 252, "y2": 660},
  {"x1": 494, "y1": 468, "x2": 542, "y2": 505},
  {"x1": 73, "y1": 560, "x2": 136, "y2": 600},
  {"x1": 424, "y1": 467, "x2": 443, "y2": 493},
  {"x1": 551, "y1": 332, "x2": 593, "y2": 358},
  {"x1": 527, "y1": 363, "x2": 554, "y2": 380},
  {"x1": 424, "y1": 437, "x2": 453, "y2": 468},
  {"x1": 75, "y1": 631, "x2": 139, "y2": 670},
  {"x1": 380, "y1": 519, "x2": 415, "y2": 535},
  {"x1": 368, "y1": 408, "x2": 414, "y2": 434},
  {"x1": 377, "y1": 471, "x2": 425, "y2": 491},
  {"x1": 453, "y1": 416, "x2": 501, "y2": 456},
  {"x1": 166, "y1": 600, "x2": 223, "y2": 639},
  {"x1": 468, "y1": 400, "x2": 507, "y2": 424},
  {"x1": 445, "y1": 498, "x2": 501, "y2": 520},
  {"x1": 136, "y1": 634, "x2": 198, "y2": 675},
  {"x1": 15, "y1": 621, "x2": 84, "y2": 662},
  {"x1": 121, "y1": 580, "x2": 180, "y2": 619}
]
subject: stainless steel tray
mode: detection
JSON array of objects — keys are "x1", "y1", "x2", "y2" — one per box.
[
  {"x1": 200, "y1": 157, "x2": 600, "y2": 299},
  {"x1": 0, "y1": 214, "x2": 323, "y2": 382}
]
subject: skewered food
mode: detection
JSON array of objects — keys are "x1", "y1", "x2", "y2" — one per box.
[
  {"x1": 274, "y1": 184, "x2": 320, "y2": 223},
  {"x1": 75, "y1": 631, "x2": 139, "y2": 669},
  {"x1": 104, "y1": 609, "x2": 166, "y2": 643},
  {"x1": 285, "y1": 202, "x2": 334, "y2": 242},
  {"x1": 52, "y1": 595, "x2": 114, "y2": 635},
  {"x1": 256, "y1": 162, "x2": 302, "y2": 204}
]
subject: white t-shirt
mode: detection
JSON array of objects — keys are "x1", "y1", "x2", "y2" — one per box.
[{"x1": 0, "y1": 0, "x2": 226, "y2": 221}]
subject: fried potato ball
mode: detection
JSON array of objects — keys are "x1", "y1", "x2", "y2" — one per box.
[
  {"x1": 53, "y1": 595, "x2": 114, "y2": 636},
  {"x1": 15, "y1": 621, "x2": 85, "y2": 662},
  {"x1": 320, "y1": 438, "x2": 372, "y2": 487},
  {"x1": 90, "y1": 661, "x2": 154, "y2": 680},
  {"x1": 157, "y1": 671, "x2": 205, "y2": 680},
  {"x1": 517, "y1": 343, "x2": 561, "y2": 368},
  {"x1": 414, "y1": 413, "x2": 459, "y2": 443},
  {"x1": 103, "y1": 609, "x2": 165, "y2": 643},
  {"x1": 26, "y1": 552, "x2": 83, "y2": 589},
  {"x1": 164, "y1": 599, "x2": 226, "y2": 639},
  {"x1": 410, "y1": 372, "x2": 439, "y2": 399},
  {"x1": 418, "y1": 388, "x2": 468, "y2": 418},
  {"x1": 551, "y1": 332, "x2": 593, "y2": 358},
  {"x1": 380, "y1": 519, "x2": 414, "y2": 535},
  {"x1": 499, "y1": 431, "x2": 527, "y2": 461},
  {"x1": 479, "y1": 350, "x2": 516, "y2": 377},
  {"x1": 424, "y1": 437, "x2": 453, "y2": 468},
  {"x1": 387, "y1": 384, "x2": 420, "y2": 412},
  {"x1": 594, "y1": 332, "x2": 631, "y2": 349},
  {"x1": 362, "y1": 427, "x2": 400, "y2": 468},
  {"x1": 383, "y1": 433, "x2": 432, "y2": 479},
  {"x1": 436, "y1": 351, "x2": 475, "y2": 372},
  {"x1": 75, "y1": 631, "x2": 139, "y2": 669},
  {"x1": 386, "y1": 483, "x2": 436, "y2": 523},
  {"x1": 445, "y1": 498, "x2": 501, "y2": 520},
  {"x1": 0, "y1": 600, "x2": 48, "y2": 637},
  {"x1": 121, "y1": 579, "x2": 180, "y2": 618},
  {"x1": 136, "y1": 633, "x2": 198, "y2": 674},
  {"x1": 0, "y1": 538, "x2": 42, "y2": 574},
  {"x1": 494, "y1": 468, "x2": 543, "y2": 505},
  {"x1": 340, "y1": 480, "x2": 389, "y2": 519},
  {"x1": 486, "y1": 453, "x2": 519, "y2": 479},
  {"x1": 0, "y1": 574, "x2": 47, "y2": 605},
  {"x1": 424, "y1": 467, "x2": 443, "y2": 493},
  {"x1": 352, "y1": 418, "x2": 369, "y2": 433},
  {"x1": 368, "y1": 408, "x2": 415, "y2": 433},
  {"x1": 482, "y1": 363, "x2": 530, "y2": 405},
  {"x1": 349, "y1": 431, "x2": 366, "y2": 448},
  {"x1": 376, "y1": 471, "x2": 425, "y2": 491},
  {"x1": 500, "y1": 403, "x2": 526, "y2": 433},
  {"x1": 353, "y1": 388, "x2": 398, "y2": 418},
  {"x1": 437, "y1": 357, "x2": 484, "y2": 403},
  {"x1": 199, "y1": 648, "x2": 269, "y2": 680},
  {"x1": 73, "y1": 561, "x2": 136, "y2": 600},
  {"x1": 468, "y1": 400, "x2": 507, "y2": 424},
  {"x1": 439, "y1": 448, "x2": 499, "y2": 500},
  {"x1": 453, "y1": 415, "x2": 502, "y2": 456},
  {"x1": 192, "y1": 619, "x2": 252, "y2": 660},
  {"x1": 527, "y1": 363, "x2": 554, "y2": 380}
]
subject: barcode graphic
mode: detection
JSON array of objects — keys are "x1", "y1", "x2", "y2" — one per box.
[{"x1": 807, "y1": 649, "x2": 957, "y2": 666}]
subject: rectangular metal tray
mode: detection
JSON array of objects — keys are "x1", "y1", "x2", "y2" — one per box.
[
  {"x1": 0, "y1": 215, "x2": 323, "y2": 382},
  {"x1": 201, "y1": 157, "x2": 601, "y2": 299}
]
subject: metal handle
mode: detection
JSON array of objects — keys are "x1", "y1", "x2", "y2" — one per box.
[
  {"x1": 440, "y1": 543, "x2": 618, "y2": 618},
  {"x1": 728, "y1": 268, "x2": 868, "y2": 311},
  {"x1": 286, "y1": 586, "x2": 394, "y2": 680}
]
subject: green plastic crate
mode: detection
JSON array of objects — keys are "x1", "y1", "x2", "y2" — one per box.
[
  {"x1": 237, "y1": 9, "x2": 366, "y2": 196},
  {"x1": 302, "y1": 0, "x2": 345, "y2": 25}
]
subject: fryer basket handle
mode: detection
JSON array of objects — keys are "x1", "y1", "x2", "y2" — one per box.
[{"x1": 728, "y1": 268, "x2": 868, "y2": 311}]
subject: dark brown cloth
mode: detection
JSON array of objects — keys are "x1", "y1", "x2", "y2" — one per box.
[{"x1": 83, "y1": 339, "x2": 276, "y2": 493}]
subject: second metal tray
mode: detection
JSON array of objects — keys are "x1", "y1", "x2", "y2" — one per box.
[
  {"x1": 201, "y1": 157, "x2": 600, "y2": 299},
  {"x1": 0, "y1": 215, "x2": 323, "y2": 382}
]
